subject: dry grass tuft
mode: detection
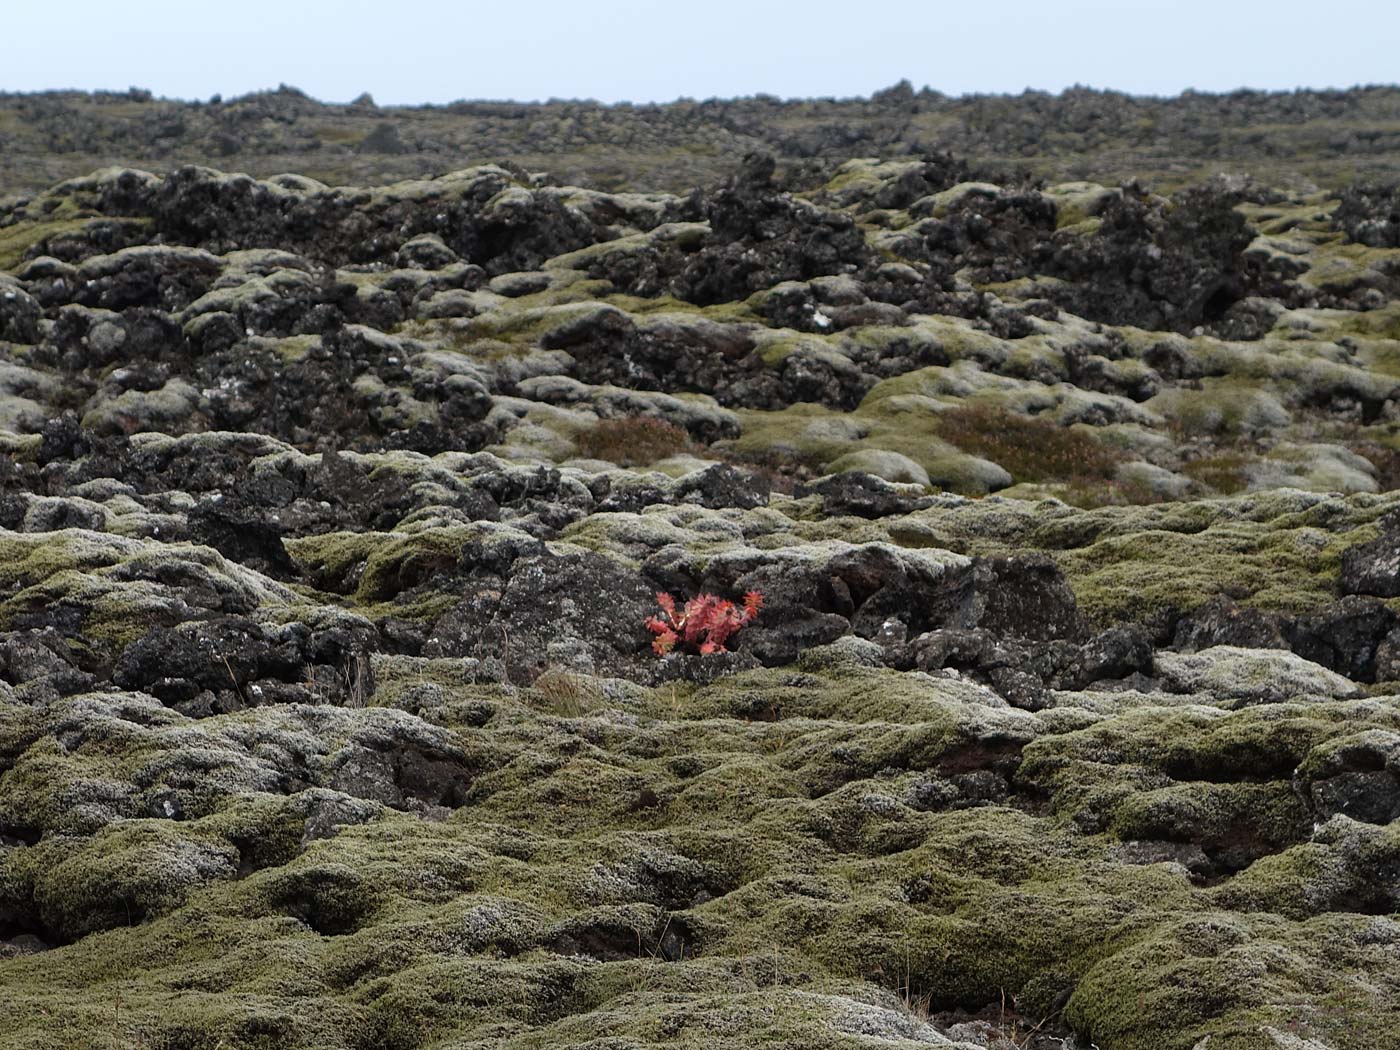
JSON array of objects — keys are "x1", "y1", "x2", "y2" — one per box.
[
  {"x1": 531, "y1": 668, "x2": 603, "y2": 717},
  {"x1": 933, "y1": 403, "x2": 1124, "y2": 484},
  {"x1": 574, "y1": 416, "x2": 694, "y2": 466}
]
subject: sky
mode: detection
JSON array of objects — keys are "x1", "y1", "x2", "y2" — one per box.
[{"x1": 4, "y1": 0, "x2": 1395, "y2": 105}]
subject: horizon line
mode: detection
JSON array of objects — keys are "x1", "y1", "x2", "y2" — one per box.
[{"x1": 3, "y1": 80, "x2": 1400, "y2": 109}]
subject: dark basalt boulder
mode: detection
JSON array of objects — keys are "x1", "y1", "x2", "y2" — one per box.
[
  {"x1": 1335, "y1": 179, "x2": 1400, "y2": 248},
  {"x1": 1067, "y1": 625, "x2": 1156, "y2": 687},
  {"x1": 113, "y1": 615, "x2": 379, "y2": 714},
  {"x1": 0, "y1": 278, "x2": 42, "y2": 343},
  {"x1": 964, "y1": 554, "x2": 1085, "y2": 643},
  {"x1": 1043, "y1": 184, "x2": 1254, "y2": 331},
  {"x1": 1340, "y1": 522, "x2": 1400, "y2": 598},
  {"x1": 1286, "y1": 596, "x2": 1399, "y2": 683},
  {"x1": 0, "y1": 629, "x2": 96, "y2": 704},
  {"x1": 323, "y1": 713, "x2": 477, "y2": 811},
  {"x1": 589, "y1": 154, "x2": 872, "y2": 307},
  {"x1": 796, "y1": 471, "x2": 927, "y2": 519},
  {"x1": 187, "y1": 499, "x2": 299, "y2": 581},
  {"x1": 907, "y1": 187, "x2": 1059, "y2": 282},
  {"x1": 68, "y1": 246, "x2": 222, "y2": 312},
  {"x1": 1173, "y1": 595, "x2": 1290, "y2": 651},
  {"x1": 48, "y1": 305, "x2": 186, "y2": 370},
  {"x1": 1299, "y1": 733, "x2": 1400, "y2": 826},
  {"x1": 667, "y1": 545, "x2": 1083, "y2": 668},
  {"x1": 870, "y1": 180, "x2": 1256, "y2": 332},
  {"x1": 428, "y1": 550, "x2": 656, "y2": 682},
  {"x1": 103, "y1": 165, "x2": 610, "y2": 272},
  {"x1": 676, "y1": 464, "x2": 771, "y2": 510},
  {"x1": 905, "y1": 624, "x2": 1154, "y2": 708}
]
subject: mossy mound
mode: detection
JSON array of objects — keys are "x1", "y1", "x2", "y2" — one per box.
[{"x1": 3, "y1": 647, "x2": 1400, "y2": 1048}]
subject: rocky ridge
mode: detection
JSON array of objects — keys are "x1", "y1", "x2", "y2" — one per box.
[
  {"x1": 3, "y1": 83, "x2": 1400, "y2": 198},
  {"x1": 1, "y1": 155, "x2": 1400, "y2": 1049}
]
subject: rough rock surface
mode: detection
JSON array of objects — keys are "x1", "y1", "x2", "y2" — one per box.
[{"x1": 2, "y1": 154, "x2": 1400, "y2": 1050}]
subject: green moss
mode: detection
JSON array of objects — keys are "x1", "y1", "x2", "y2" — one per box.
[
  {"x1": 285, "y1": 527, "x2": 463, "y2": 604},
  {"x1": 1109, "y1": 782, "x2": 1309, "y2": 856},
  {"x1": 463, "y1": 301, "x2": 613, "y2": 347},
  {"x1": 0, "y1": 530, "x2": 132, "y2": 586},
  {"x1": 1019, "y1": 700, "x2": 1400, "y2": 833},
  {"x1": 0, "y1": 532, "x2": 152, "y2": 647},
  {"x1": 1300, "y1": 238, "x2": 1400, "y2": 295},
  {"x1": 1149, "y1": 380, "x2": 1290, "y2": 439},
  {"x1": 0, "y1": 217, "x2": 92, "y2": 272},
  {"x1": 267, "y1": 334, "x2": 321, "y2": 364},
  {"x1": 0, "y1": 430, "x2": 43, "y2": 459},
  {"x1": 821, "y1": 159, "x2": 924, "y2": 198},
  {"x1": 5, "y1": 654, "x2": 1400, "y2": 1048},
  {"x1": 558, "y1": 511, "x2": 701, "y2": 566},
  {"x1": 754, "y1": 333, "x2": 816, "y2": 367},
  {"x1": 1337, "y1": 301, "x2": 1400, "y2": 343},
  {"x1": 1044, "y1": 182, "x2": 1118, "y2": 229},
  {"x1": 317, "y1": 125, "x2": 366, "y2": 146},
  {"x1": 590, "y1": 293, "x2": 761, "y2": 326},
  {"x1": 723, "y1": 401, "x2": 1012, "y2": 496},
  {"x1": 666, "y1": 663, "x2": 1004, "y2": 731},
  {"x1": 1059, "y1": 515, "x2": 1357, "y2": 627},
  {"x1": 1066, "y1": 913, "x2": 1399, "y2": 1050},
  {"x1": 9, "y1": 820, "x2": 240, "y2": 941}
]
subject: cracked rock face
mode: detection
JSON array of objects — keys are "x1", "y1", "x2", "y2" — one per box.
[{"x1": 1, "y1": 153, "x2": 1400, "y2": 1050}]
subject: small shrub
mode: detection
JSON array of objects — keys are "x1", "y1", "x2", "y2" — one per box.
[
  {"x1": 932, "y1": 403, "x2": 1124, "y2": 484},
  {"x1": 646, "y1": 591, "x2": 763, "y2": 656},
  {"x1": 1060, "y1": 475, "x2": 1166, "y2": 508},
  {"x1": 706, "y1": 446, "x2": 802, "y2": 494},
  {"x1": 575, "y1": 416, "x2": 693, "y2": 466},
  {"x1": 1181, "y1": 451, "x2": 1253, "y2": 494}
]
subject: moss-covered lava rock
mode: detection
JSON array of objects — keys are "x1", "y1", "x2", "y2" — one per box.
[{"x1": 2, "y1": 151, "x2": 1400, "y2": 1050}]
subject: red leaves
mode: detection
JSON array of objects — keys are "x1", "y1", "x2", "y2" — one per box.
[
  {"x1": 742, "y1": 590, "x2": 764, "y2": 619},
  {"x1": 645, "y1": 590, "x2": 763, "y2": 656}
]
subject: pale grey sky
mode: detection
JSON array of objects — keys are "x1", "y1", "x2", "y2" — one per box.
[{"x1": 5, "y1": 0, "x2": 1394, "y2": 104}]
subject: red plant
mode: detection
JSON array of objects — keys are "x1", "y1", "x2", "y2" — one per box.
[{"x1": 646, "y1": 590, "x2": 763, "y2": 656}]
